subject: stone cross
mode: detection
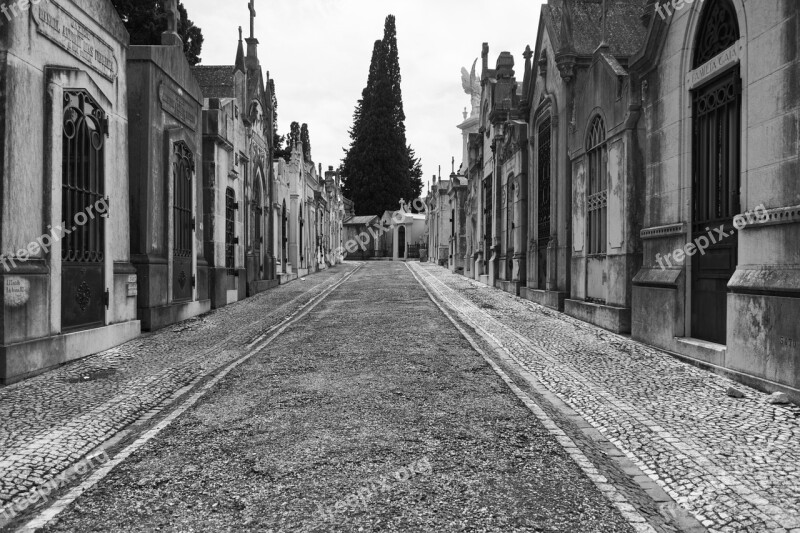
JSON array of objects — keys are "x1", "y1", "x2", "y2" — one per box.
[
  {"x1": 161, "y1": 0, "x2": 182, "y2": 46},
  {"x1": 165, "y1": 0, "x2": 178, "y2": 34},
  {"x1": 249, "y1": 0, "x2": 256, "y2": 39}
]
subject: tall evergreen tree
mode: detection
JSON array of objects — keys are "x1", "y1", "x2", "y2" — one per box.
[
  {"x1": 342, "y1": 15, "x2": 422, "y2": 215},
  {"x1": 111, "y1": 0, "x2": 204, "y2": 65}
]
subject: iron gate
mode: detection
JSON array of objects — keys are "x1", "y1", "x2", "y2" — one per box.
[
  {"x1": 61, "y1": 90, "x2": 106, "y2": 331},
  {"x1": 691, "y1": 67, "x2": 741, "y2": 344},
  {"x1": 225, "y1": 187, "x2": 237, "y2": 279},
  {"x1": 483, "y1": 176, "x2": 492, "y2": 265},
  {"x1": 173, "y1": 141, "x2": 194, "y2": 301},
  {"x1": 252, "y1": 182, "x2": 263, "y2": 277},
  {"x1": 537, "y1": 118, "x2": 551, "y2": 290}
]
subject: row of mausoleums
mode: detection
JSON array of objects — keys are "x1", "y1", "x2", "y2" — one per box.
[
  {"x1": 428, "y1": 0, "x2": 800, "y2": 401},
  {"x1": 0, "y1": 0, "x2": 346, "y2": 383}
]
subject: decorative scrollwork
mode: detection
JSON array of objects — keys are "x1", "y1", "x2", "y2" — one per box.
[
  {"x1": 76, "y1": 282, "x2": 91, "y2": 311},
  {"x1": 694, "y1": 0, "x2": 739, "y2": 68}
]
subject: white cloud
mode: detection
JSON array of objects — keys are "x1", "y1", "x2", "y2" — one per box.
[{"x1": 190, "y1": 0, "x2": 544, "y2": 197}]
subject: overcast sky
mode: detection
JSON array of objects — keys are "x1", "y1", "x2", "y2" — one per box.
[{"x1": 191, "y1": 0, "x2": 544, "y2": 195}]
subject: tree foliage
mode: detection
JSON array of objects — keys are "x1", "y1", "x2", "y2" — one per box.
[
  {"x1": 111, "y1": 0, "x2": 204, "y2": 65},
  {"x1": 270, "y1": 79, "x2": 292, "y2": 162},
  {"x1": 341, "y1": 15, "x2": 423, "y2": 215}
]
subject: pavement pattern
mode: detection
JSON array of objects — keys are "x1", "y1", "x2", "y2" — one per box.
[
  {"x1": 0, "y1": 265, "x2": 358, "y2": 520},
  {"x1": 35, "y1": 262, "x2": 635, "y2": 532},
  {"x1": 410, "y1": 262, "x2": 800, "y2": 533}
]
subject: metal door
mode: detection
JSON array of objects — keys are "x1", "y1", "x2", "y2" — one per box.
[
  {"x1": 225, "y1": 188, "x2": 237, "y2": 283},
  {"x1": 61, "y1": 90, "x2": 106, "y2": 331},
  {"x1": 483, "y1": 176, "x2": 492, "y2": 265},
  {"x1": 691, "y1": 68, "x2": 741, "y2": 344},
  {"x1": 173, "y1": 141, "x2": 194, "y2": 301},
  {"x1": 537, "y1": 118, "x2": 551, "y2": 290},
  {"x1": 251, "y1": 182, "x2": 263, "y2": 278}
]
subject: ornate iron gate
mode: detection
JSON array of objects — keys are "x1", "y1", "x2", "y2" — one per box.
[
  {"x1": 252, "y1": 181, "x2": 263, "y2": 277},
  {"x1": 173, "y1": 141, "x2": 194, "y2": 301},
  {"x1": 691, "y1": 67, "x2": 741, "y2": 344},
  {"x1": 225, "y1": 187, "x2": 237, "y2": 278},
  {"x1": 483, "y1": 176, "x2": 492, "y2": 265},
  {"x1": 299, "y1": 209, "x2": 304, "y2": 264},
  {"x1": 61, "y1": 90, "x2": 107, "y2": 331},
  {"x1": 537, "y1": 118, "x2": 551, "y2": 290},
  {"x1": 281, "y1": 200, "x2": 288, "y2": 267}
]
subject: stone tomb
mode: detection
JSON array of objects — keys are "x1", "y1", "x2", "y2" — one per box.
[
  {"x1": 126, "y1": 22, "x2": 211, "y2": 330},
  {"x1": 0, "y1": 0, "x2": 140, "y2": 383}
]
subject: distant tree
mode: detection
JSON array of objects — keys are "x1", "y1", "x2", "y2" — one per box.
[
  {"x1": 342, "y1": 15, "x2": 420, "y2": 215},
  {"x1": 111, "y1": 0, "x2": 204, "y2": 65},
  {"x1": 406, "y1": 146, "x2": 423, "y2": 204},
  {"x1": 270, "y1": 79, "x2": 291, "y2": 162},
  {"x1": 301, "y1": 123, "x2": 312, "y2": 162}
]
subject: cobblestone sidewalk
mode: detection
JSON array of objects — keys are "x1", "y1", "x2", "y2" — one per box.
[
  {"x1": 0, "y1": 265, "x2": 356, "y2": 516},
  {"x1": 410, "y1": 262, "x2": 800, "y2": 533}
]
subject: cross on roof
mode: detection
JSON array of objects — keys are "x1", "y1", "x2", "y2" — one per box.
[{"x1": 249, "y1": 0, "x2": 256, "y2": 39}]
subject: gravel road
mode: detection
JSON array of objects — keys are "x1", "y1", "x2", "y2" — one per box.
[{"x1": 41, "y1": 262, "x2": 635, "y2": 532}]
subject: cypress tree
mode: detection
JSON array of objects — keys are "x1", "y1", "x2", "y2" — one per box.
[{"x1": 342, "y1": 15, "x2": 422, "y2": 215}]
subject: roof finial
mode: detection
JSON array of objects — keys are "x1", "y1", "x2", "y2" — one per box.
[
  {"x1": 238, "y1": 26, "x2": 242, "y2": 42},
  {"x1": 249, "y1": 0, "x2": 256, "y2": 39},
  {"x1": 600, "y1": 0, "x2": 608, "y2": 48},
  {"x1": 161, "y1": 0, "x2": 182, "y2": 46}
]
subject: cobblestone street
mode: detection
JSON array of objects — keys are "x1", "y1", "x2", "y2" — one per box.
[
  {"x1": 410, "y1": 263, "x2": 800, "y2": 533},
  {"x1": 0, "y1": 265, "x2": 359, "y2": 526},
  {"x1": 0, "y1": 262, "x2": 798, "y2": 532}
]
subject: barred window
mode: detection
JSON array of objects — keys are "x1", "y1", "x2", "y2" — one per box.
[{"x1": 586, "y1": 116, "x2": 607, "y2": 255}]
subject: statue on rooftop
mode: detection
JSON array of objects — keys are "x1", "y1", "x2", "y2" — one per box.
[{"x1": 461, "y1": 58, "x2": 481, "y2": 117}]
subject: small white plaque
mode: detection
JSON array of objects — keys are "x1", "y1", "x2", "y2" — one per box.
[{"x1": 5, "y1": 277, "x2": 30, "y2": 307}]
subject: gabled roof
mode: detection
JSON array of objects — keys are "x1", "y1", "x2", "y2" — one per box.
[
  {"x1": 192, "y1": 65, "x2": 235, "y2": 98},
  {"x1": 344, "y1": 215, "x2": 380, "y2": 226},
  {"x1": 549, "y1": 0, "x2": 649, "y2": 57}
]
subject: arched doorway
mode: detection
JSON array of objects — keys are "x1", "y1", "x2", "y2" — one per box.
[
  {"x1": 281, "y1": 200, "x2": 288, "y2": 271},
  {"x1": 690, "y1": 0, "x2": 741, "y2": 344},
  {"x1": 397, "y1": 225, "x2": 406, "y2": 259}
]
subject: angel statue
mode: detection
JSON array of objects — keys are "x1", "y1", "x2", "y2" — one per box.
[{"x1": 461, "y1": 58, "x2": 481, "y2": 116}]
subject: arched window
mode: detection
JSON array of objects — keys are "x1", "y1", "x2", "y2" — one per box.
[
  {"x1": 693, "y1": 0, "x2": 740, "y2": 68},
  {"x1": 586, "y1": 116, "x2": 607, "y2": 255}
]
